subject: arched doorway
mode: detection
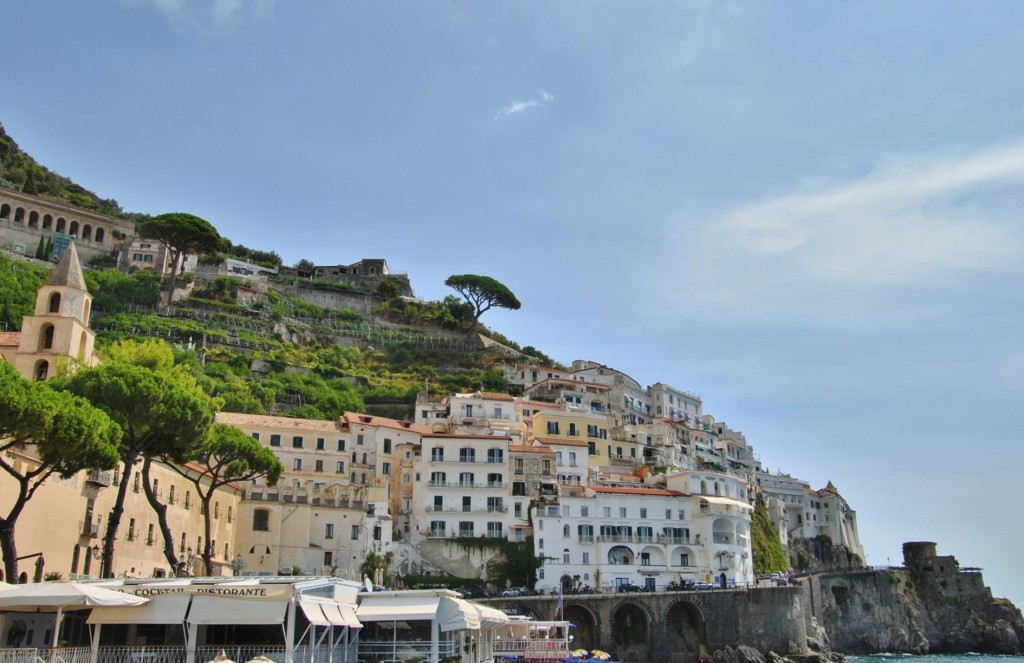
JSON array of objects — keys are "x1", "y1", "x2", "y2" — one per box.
[
  {"x1": 611, "y1": 602, "x2": 650, "y2": 662},
  {"x1": 666, "y1": 600, "x2": 706, "y2": 654}
]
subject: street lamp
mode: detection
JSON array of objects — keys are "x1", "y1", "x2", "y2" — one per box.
[{"x1": 177, "y1": 547, "x2": 197, "y2": 577}]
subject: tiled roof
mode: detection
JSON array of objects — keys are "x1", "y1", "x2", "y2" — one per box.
[
  {"x1": 477, "y1": 391, "x2": 516, "y2": 401},
  {"x1": 509, "y1": 444, "x2": 554, "y2": 454},
  {"x1": 531, "y1": 436, "x2": 590, "y2": 448},
  {"x1": 0, "y1": 332, "x2": 21, "y2": 347},
  {"x1": 341, "y1": 412, "x2": 432, "y2": 434}
]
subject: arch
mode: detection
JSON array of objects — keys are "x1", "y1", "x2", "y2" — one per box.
[
  {"x1": 56, "y1": 217, "x2": 66, "y2": 233},
  {"x1": 712, "y1": 518, "x2": 735, "y2": 545},
  {"x1": 40, "y1": 323, "x2": 55, "y2": 350},
  {"x1": 14, "y1": 207, "x2": 25, "y2": 223},
  {"x1": 563, "y1": 524, "x2": 570, "y2": 537},
  {"x1": 607, "y1": 545, "x2": 634, "y2": 565},
  {"x1": 69, "y1": 220, "x2": 80, "y2": 237},
  {"x1": 83, "y1": 300, "x2": 91, "y2": 323},
  {"x1": 48, "y1": 292, "x2": 61, "y2": 314},
  {"x1": 670, "y1": 545, "x2": 697, "y2": 568},
  {"x1": 82, "y1": 224, "x2": 92, "y2": 241},
  {"x1": 28, "y1": 211, "x2": 39, "y2": 228},
  {"x1": 43, "y1": 214, "x2": 52, "y2": 230},
  {"x1": 563, "y1": 604, "x2": 597, "y2": 649},
  {"x1": 666, "y1": 599, "x2": 706, "y2": 655},
  {"x1": 79, "y1": 331, "x2": 89, "y2": 359},
  {"x1": 34, "y1": 360, "x2": 49, "y2": 381},
  {"x1": 639, "y1": 545, "x2": 665, "y2": 566},
  {"x1": 611, "y1": 602, "x2": 651, "y2": 662},
  {"x1": 95, "y1": 227, "x2": 105, "y2": 243},
  {"x1": 0, "y1": 203, "x2": 9, "y2": 219},
  {"x1": 560, "y1": 573, "x2": 574, "y2": 593}
]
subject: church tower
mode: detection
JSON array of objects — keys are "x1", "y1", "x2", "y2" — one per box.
[{"x1": 14, "y1": 242, "x2": 97, "y2": 381}]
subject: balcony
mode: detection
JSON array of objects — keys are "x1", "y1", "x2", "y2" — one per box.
[
  {"x1": 659, "y1": 534, "x2": 693, "y2": 545},
  {"x1": 85, "y1": 470, "x2": 112, "y2": 487},
  {"x1": 81, "y1": 522, "x2": 99, "y2": 538},
  {"x1": 425, "y1": 505, "x2": 507, "y2": 514}
]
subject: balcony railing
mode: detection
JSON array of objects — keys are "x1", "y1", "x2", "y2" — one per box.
[
  {"x1": 81, "y1": 522, "x2": 99, "y2": 538},
  {"x1": 425, "y1": 505, "x2": 507, "y2": 513},
  {"x1": 85, "y1": 470, "x2": 112, "y2": 487}
]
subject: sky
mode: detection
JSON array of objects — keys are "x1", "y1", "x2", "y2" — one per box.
[{"x1": 3, "y1": 1, "x2": 1024, "y2": 609}]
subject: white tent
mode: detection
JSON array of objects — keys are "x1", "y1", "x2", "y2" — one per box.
[{"x1": 0, "y1": 582, "x2": 148, "y2": 648}]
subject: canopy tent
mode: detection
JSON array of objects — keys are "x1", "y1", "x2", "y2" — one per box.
[
  {"x1": 0, "y1": 581, "x2": 148, "y2": 648},
  {"x1": 436, "y1": 597, "x2": 480, "y2": 633},
  {"x1": 87, "y1": 593, "x2": 191, "y2": 625},
  {"x1": 355, "y1": 594, "x2": 441, "y2": 622},
  {"x1": 187, "y1": 596, "x2": 288, "y2": 625}
]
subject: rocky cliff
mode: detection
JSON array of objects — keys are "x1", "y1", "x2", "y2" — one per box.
[{"x1": 808, "y1": 543, "x2": 1024, "y2": 655}]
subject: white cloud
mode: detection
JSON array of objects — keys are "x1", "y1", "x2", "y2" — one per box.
[
  {"x1": 494, "y1": 89, "x2": 554, "y2": 120},
  {"x1": 132, "y1": 0, "x2": 273, "y2": 28}
]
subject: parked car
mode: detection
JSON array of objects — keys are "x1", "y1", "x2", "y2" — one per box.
[
  {"x1": 693, "y1": 582, "x2": 715, "y2": 590},
  {"x1": 501, "y1": 587, "x2": 527, "y2": 597},
  {"x1": 616, "y1": 583, "x2": 643, "y2": 593}
]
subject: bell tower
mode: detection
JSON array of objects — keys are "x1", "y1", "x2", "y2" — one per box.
[{"x1": 15, "y1": 242, "x2": 97, "y2": 380}]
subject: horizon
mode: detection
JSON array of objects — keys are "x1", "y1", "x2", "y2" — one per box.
[{"x1": 1, "y1": 2, "x2": 1022, "y2": 609}]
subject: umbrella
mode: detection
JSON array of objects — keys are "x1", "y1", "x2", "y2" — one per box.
[
  {"x1": 245, "y1": 656, "x2": 276, "y2": 663},
  {"x1": 572, "y1": 649, "x2": 590, "y2": 658},
  {"x1": 0, "y1": 582, "x2": 148, "y2": 648},
  {"x1": 590, "y1": 650, "x2": 611, "y2": 661},
  {"x1": 206, "y1": 651, "x2": 235, "y2": 663}
]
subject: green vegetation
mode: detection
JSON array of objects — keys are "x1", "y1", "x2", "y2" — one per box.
[
  {"x1": 751, "y1": 493, "x2": 788, "y2": 573},
  {"x1": 0, "y1": 252, "x2": 50, "y2": 331},
  {"x1": 0, "y1": 125, "x2": 125, "y2": 215},
  {"x1": 444, "y1": 274, "x2": 521, "y2": 332}
]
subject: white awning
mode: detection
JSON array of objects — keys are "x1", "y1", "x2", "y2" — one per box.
[
  {"x1": 320, "y1": 603, "x2": 362, "y2": 628},
  {"x1": 87, "y1": 594, "x2": 191, "y2": 625},
  {"x1": 187, "y1": 597, "x2": 288, "y2": 625},
  {"x1": 300, "y1": 600, "x2": 330, "y2": 627},
  {"x1": 436, "y1": 597, "x2": 480, "y2": 632},
  {"x1": 699, "y1": 495, "x2": 753, "y2": 511},
  {"x1": 472, "y1": 602, "x2": 510, "y2": 628},
  {"x1": 356, "y1": 595, "x2": 440, "y2": 622}
]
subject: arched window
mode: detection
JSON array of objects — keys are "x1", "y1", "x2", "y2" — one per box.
[
  {"x1": 34, "y1": 360, "x2": 49, "y2": 381},
  {"x1": 56, "y1": 217, "x2": 66, "y2": 233},
  {"x1": 94, "y1": 227, "x2": 105, "y2": 243},
  {"x1": 82, "y1": 224, "x2": 92, "y2": 241},
  {"x1": 13, "y1": 208, "x2": 24, "y2": 223},
  {"x1": 69, "y1": 221, "x2": 79, "y2": 237},
  {"x1": 0, "y1": 204, "x2": 9, "y2": 219},
  {"x1": 43, "y1": 214, "x2": 52, "y2": 230},
  {"x1": 563, "y1": 524, "x2": 570, "y2": 537},
  {"x1": 49, "y1": 293, "x2": 61, "y2": 313},
  {"x1": 40, "y1": 324, "x2": 55, "y2": 350},
  {"x1": 28, "y1": 211, "x2": 39, "y2": 228}
]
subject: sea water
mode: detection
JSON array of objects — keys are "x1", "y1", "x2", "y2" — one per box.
[{"x1": 848, "y1": 654, "x2": 1024, "y2": 663}]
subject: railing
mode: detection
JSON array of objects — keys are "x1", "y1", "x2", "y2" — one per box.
[
  {"x1": 425, "y1": 505, "x2": 506, "y2": 513},
  {"x1": 0, "y1": 648, "x2": 92, "y2": 663},
  {"x1": 85, "y1": 470, "x2": 112, "y2": 487},
  {"x1": 427, "y1": 481, "x2": 506, "y2": 489},
  {"x1": 357, "y1": 639, "x2": 455, "y2": 661}
]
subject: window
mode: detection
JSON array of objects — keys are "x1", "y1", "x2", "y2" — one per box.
[
  {"x1": 459, "y1": 472, "x2": 474, "y2": 487},
  {"x1": 316, "y1": 438, "x2": 325, "y2": 450},
  {"x1": 487, "y1": 448, "x2": 504, "y2": 464},
  {"x1": 127, "y1": 518, "x2": 136, "y2": 541},
  {"x1": 270, "y1": 435, "x2": 281, "y2": 447},
  {"x1": 292, "y1": 436, "x2": 303, "y2": 448},
  {"x1": 430, "y1": 471, "x2": 446, "y2": 486},
  {"x1": 251, "y1": 432, "x2": 260, "y2": 441},
  {"x1": 587, "y1": 424, "x2": 598, "y2": 437},
  {"x1": 324, "y1": 551, "x2": 333, "y2": 567},
  {"x1": 465, "y1": 404, "x2": 473, "y2": 417},
  {"x1": 184, "y1": 492, "x2": 191, "y2": 510},
  {"x1": 547, "y1": 421, "x2": 560, "y2": 435},
  {"x1": 666, "y1": 509, "x2": 672, "y2": 520},
  {"x1": 514, "y1": 502, "x2": 523, "y2": 517},
  {"x1": 431, "y1": 448, "x2": 444, "y2": 462},
  {"x1": 512, "y1": 482, "x2": 526, "y2": 496},
  {"x1": 603, "y1": 507, "x2": 611, "y2": 517},
  {"x1": 487, "y1": 497, "x2": 503, "y2": 512},
  {"x1": 562, "y1": 505, "x2": 569, "y2": 517},
  {"x1": 556, "y1": 451, "x2": 563, "y2": 465},
  {"x1": 678, "y1": 509, "x2": 685, "y2": 520},
  {"x1": 588, "y1": 442, "x2": 596, "y2": 455},
  {"x1": 582, "y1": 552, "x2": 590, "y2": 564},
  {"x1": 581, "y1": 506, "x2": 589, "y2": 517},
  {"x1": 381, "y1": 462, "x2": 391, "y2": 475},
  {"x1": 168, "y1": 485, "x2": 176, "y2": 504},
  {"x1": 253, "y1": 509, "x2": 269, "y2": 532},
  {"x1": 541, "y1": 460, "x2": 551, "y2": 474},
  {"x1": 351, "y1": 525, "x2": 359, "y2": 539},
  {"x1": 460, "y1": 448, "x2": 475, "y2": 463},
  {"x1": 325, "y1": 524, "x2": 334, "y2": 539},
  {"x1": 227, "y1": 506, "x2": 233, "y2": 523},
  {"x1": 293, "y1": 458, "x2": 302, "y2": 471},
  {"x1": 640, "y1": 508, "x2": 647, "y2": 519},
  {"x1": 434, "y1": 496, "x2": 443, "y2": 511},
  {"x1": 357, "y1": 434, "x2": 364, "y2": 445},
  {"x1": 620, "y1": 507, "x2": 627, "y2": 518},
  {"x1": 487, "y1": 472, "x2": 502, "y2": 486},
  {"x1": 493, "y1": 406, "x2": 502, "y2": 418},
  {"x1": 462, "y1": 496, "x2": 472, "y2": 512},
  {"x1": 214, "y1": 502, "x2": 220, "y2": 520},
  {"x1": 514, "y1": 458, "x2": 524, "y2": 474},
  {"x1": 383, "y1": 438, "x2": 392, "y2": 453},
  {"x1": 563, "y1": 524, "x2": 570, "y2": 537},
  {"x1": 488, "y1": 522, "x2": 503, "y2": 537},
  {"x1": 336, "y1": 461, "x2": 344, "y2": 473},
  {"x1": 459, "y1": 522, "x2": 474, "y2": 537},
  {"x1": 315, "y1": 460, "x2": 324, "y2": 472},
  {"x1": 337, "y1": 439, "x2": 346, "y2": 451},
  {"x1": 569, "y1": 452, "x2": 577, "y2": 467},
  {"x1": 568, "y1": 423, "x2": 578, "y2": 436}
]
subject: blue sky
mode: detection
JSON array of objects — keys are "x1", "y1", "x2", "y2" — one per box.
[{"x1": 3, "y1": 2, "x2": 1024, "y2": 608}]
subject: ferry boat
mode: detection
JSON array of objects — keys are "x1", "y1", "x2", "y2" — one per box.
[{"x1": 491, "y1": 618, "x2": 575, "y2": 663}]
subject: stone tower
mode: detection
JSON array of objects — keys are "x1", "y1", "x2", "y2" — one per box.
[{"x1": 14, "y1": 242, "x2": 97, "y2": 380}]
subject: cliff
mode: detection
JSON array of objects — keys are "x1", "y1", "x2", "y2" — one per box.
[{"x1": 809, "y1": 542, "x2": 1024, "y2": 655}]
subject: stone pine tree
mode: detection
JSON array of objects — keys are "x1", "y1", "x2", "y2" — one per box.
[
  {"x1": 0, "y1": 363, "x2": 120, "y2": 581},
  {"x1": 138, "y1": 212, "x2": 223, "y2": 302},
  {"x1": 163, "y1": 424, "x2": 283, "y2": 575},
  {"x1": 444, "y1": 274, "x2": 521, "y2": 332},
  {"x1": 54, "y1": 361, "x2": 214, "y2": 578}
]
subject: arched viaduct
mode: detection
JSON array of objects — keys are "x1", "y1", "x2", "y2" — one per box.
[{"x1": 485, "y1": 586, "x2": 807, "y2": 663}]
